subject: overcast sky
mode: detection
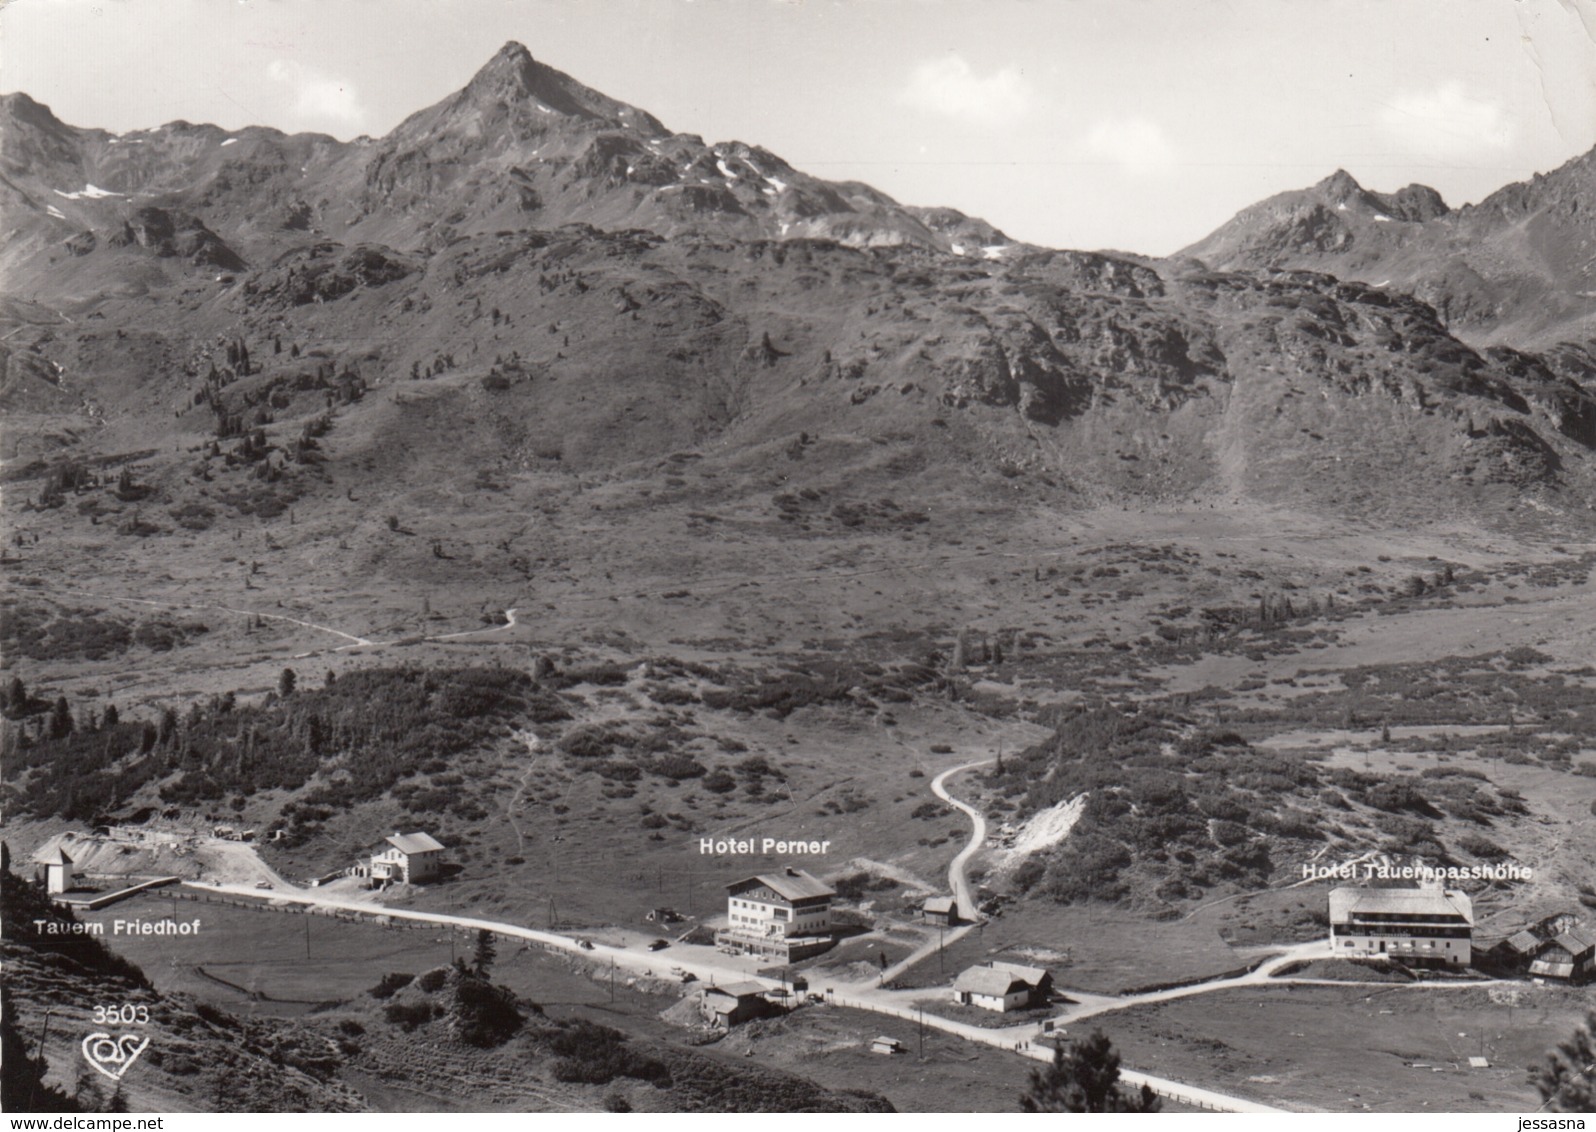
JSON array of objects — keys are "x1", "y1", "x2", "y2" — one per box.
[{"x1": 3, "y1": 0, "x2": 1594, "y2": 255}]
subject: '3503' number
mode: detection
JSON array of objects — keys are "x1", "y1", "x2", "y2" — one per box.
[{"x1": 92, "y1": 1004, "x2": 150, "y2": 1026}]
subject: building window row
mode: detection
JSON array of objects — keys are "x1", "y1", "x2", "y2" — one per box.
[{"x1": 1333, "y1": 925, "x2": 1470, "y2": 939}]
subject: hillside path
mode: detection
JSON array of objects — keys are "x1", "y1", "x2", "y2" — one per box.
[{"x1": 55, "y1": 587, "x2": 373, "y2": 648}]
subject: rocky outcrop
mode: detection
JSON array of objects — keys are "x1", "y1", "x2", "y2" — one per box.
[{"x1": 104, "y1": 206, "x2": 244, "y2": 269}]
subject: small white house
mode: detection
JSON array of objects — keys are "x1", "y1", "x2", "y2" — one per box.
[
  {"x1": 952, "y1": 961, "x2": 1053, "y2": 1012},
  {"x1": 370, "y1": 831, "x2": 445, "y2": 885},
  {"x1": 35, "y1": 846, "x2": 77, "y2": 894},
  {"x1": 952, "y1": 966, "x2": 1033, "y2": 1012}
]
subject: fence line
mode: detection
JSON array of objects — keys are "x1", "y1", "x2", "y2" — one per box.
[
  {"x1": 56, "y1": 875, "x2": 180, "y2": 910},
  {"x1": 825, "y1": 993, "x2": 1251, "y2": 1113},
  {"x1": 164, "y1": 890, "x2": 574, "y2": 958}
]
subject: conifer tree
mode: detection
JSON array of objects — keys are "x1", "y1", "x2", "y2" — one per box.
[
  {"x1": 1536, "y1": 1011, "x2": 1596, "y2": 1112},
  {"x1": 1019, "y1": 1030, "x2": 1161, "y2": 1113},
  {"x1": 49, "y1": 696, "x2": 73, "y2": 740},
  {"x1": 472, "y1": 929, "x2": 497, "y2": 978}
]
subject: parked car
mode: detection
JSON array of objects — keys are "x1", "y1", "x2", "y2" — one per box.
[
  {"x1": 576, "y1": 939, "x2": 595, "y2": 951},
  {"x1": 646, "y1": 939, "x2": 669, "y2": 951}
]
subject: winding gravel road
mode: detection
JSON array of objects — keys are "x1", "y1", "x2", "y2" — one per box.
[{"x1": 930, "y1": 758, "x2": 993, "y2": 919}]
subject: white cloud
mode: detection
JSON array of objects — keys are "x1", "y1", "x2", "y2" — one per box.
[
  {"x1": 1379, "y1": 82, "x2": 1514, "y2": 155},
  {"x1": 267, "y1": 59, "x2": 365, "y2": 133},
  {"x1": 898, "y1": 55, "x2": 1029, "y2": 127},
  {"x1": 1081, "y1": 116, "x2": 1177, "y2": 175}
]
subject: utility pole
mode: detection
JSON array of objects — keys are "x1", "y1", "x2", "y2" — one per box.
[
  {"x1": 609, "y1": 958, "x2": 615, "y2": 1004},
  {"x1": 28, "y1": 1009, "x2": 55, "y2": 1111},
  {"x1": 304, "y1": 913, "x2": 311, "y2": 960}
]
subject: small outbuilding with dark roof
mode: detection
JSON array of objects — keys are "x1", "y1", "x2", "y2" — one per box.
[
  {"x1": 922, "y1": 895, "x2": 960, "y2": 926},
  {"x1": 701, "y1": 981, "x2": 773, "y2": 1027},
  {"x1": 1529, "y1": 928, "x2": 1596, "y2": 983}
]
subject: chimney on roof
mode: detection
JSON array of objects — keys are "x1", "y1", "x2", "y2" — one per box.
[{"x1": 785, "y1": 867, "x2": 797, "y2": 876}]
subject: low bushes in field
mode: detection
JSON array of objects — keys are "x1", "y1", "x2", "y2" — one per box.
[
  {"x1": 6, "y1": 665, "x2": 562, "y2": 826},
  {"x1": 368, "y1": 972, "x2": 414, "y2": 1000},
  {"x1": 0, "y1": 601, "x2": 133, "y2": 660},
  {"x1": 831, "y1": 872, "x2": 900, "y2": 900},
  {"x1": 986, "y1": 701, "x2": 1525, "y2": 907},
  {"x1": 383, "y1": 1001, "x2": 438, "y2": 1031},
  {"x1": 544, "y1": 1020, "x2": 670, "y2": 1086}
]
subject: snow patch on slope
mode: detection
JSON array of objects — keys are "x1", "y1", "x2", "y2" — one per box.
[{"x1": 54, "y1": 184, "x2": 125, "y2": 201}]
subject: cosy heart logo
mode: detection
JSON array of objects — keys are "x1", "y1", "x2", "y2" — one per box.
[{"x1": 81, "y1": 1032, "x2": 151, "y2": 1081}]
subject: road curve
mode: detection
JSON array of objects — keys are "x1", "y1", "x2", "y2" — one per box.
[
  {"x1": 875, "y1": 758, "x2": 994, "y2": 984},
  {"x1": 426, "y1": 607, "x2": 520, "y2": 643},
  {"x1": 930, "y1": 758, "x2": 993, "y2": 919}
]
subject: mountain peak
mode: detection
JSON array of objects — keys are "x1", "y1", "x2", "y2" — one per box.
[
  {"x1": 0, "y1": 91, "x2": 67, "y2": 132},
  {"x1": 456, "y1": 41, "x2": 667, "y2": 136},
  {"x1": 470, "y1": 41, "x2": 536, "y2": 87},
  {"x1": 1316, "y1": 168, "x2": 1365, "y2": 202}
]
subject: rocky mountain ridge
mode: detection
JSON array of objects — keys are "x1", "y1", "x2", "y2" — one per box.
[
  {"x1": 1182, "y1": 152, "x2": 1596, "y2": 350},
  {"x1": 1, "y1": 41, "x2": 1594, "y2": 536}
]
